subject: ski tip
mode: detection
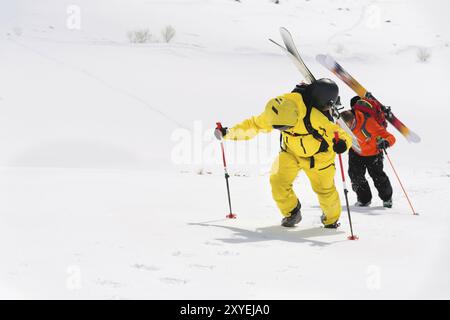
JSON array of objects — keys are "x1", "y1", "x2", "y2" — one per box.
[
  {"x1": 406, "y1": 131, "x2": 421, "y2": 143},
  {"x1": 279, "y1": 26, "x2": 289, "y2": 33},
  {"x1": 316, "y1": 54, "x2": 326, "y2": 62},
  {"x1": 399, "y1": 127, "x2": 422, "y2": 143},
  {"x1": 316, "y1": 53, "x2": 335, "y2": 67}
]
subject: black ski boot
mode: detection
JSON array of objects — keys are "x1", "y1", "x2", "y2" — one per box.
[
  {"x1": 355, "y1": 200, "x2": 371, "y2": 207},
  {"x1": 281, "y1": 201, "x2": 302, "y2": 227},
  {"x1": 321, "y1": 214, "x2": 340, "y2": 229},
  {"x1": 323, "y1": 221, "x2": 341, "y2": 229},
  {"x1": 383, "y1": 199, "x2": 392, "y2": 208}
]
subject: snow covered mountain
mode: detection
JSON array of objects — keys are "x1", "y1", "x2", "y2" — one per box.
[{"x1": 0, "y1": 0, "x2": 449, "y2": 299}]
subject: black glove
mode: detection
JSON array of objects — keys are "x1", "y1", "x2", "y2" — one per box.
[
  {"x1": 214, "y1": 126, "x2": 228, "y2": 140},
  {"x1": 376, "y1": 138, "x2": 390, "y2": 150},
  {"x1": 332, "y1": 138, "x2": 347, "y2": 154},
  {"x1": 382, "y1": 105, "x2": 393, "y2": 120}
]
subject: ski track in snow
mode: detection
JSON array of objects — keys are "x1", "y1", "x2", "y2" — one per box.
[{"x1": 8, "y1": 38, "x2": 187, "y2": 130}]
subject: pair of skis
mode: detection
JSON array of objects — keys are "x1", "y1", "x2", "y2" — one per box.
[{"x1": 270, "y1": 27, "x2": 421, "y2": 146}]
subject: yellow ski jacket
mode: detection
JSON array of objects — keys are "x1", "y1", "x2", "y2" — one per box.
[{"x1": 224, "y1": 92, "x2": 352, "y2": 158}]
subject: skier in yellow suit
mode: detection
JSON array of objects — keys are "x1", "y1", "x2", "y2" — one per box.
[{"x1": 215, "y1": 79, "x2": 352, "y2": 228}]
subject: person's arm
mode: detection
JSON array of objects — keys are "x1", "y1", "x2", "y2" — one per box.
[
  {"x1": 368, "y1": 118, "x2": 396, "y2": 148},
  {"x1": 223, "y1": 111, "x2": 273, "y2": 141},
  {"x1": 378, "y1": 128, "x2": 396, "y2": 147}
]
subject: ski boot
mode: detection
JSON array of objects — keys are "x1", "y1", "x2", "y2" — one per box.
[
  {"x1": 281, "y1": 202, "x2": 302, "y2": 227},
  {"x1": 321, "y1": 214, "x2": 340, "y2": 229},
  {"x1": 383, "y1": 199, "x2": 393, "y2": 208},
  {"x1": 355, "y1": 200, "x2": 371, "y2": 207}
]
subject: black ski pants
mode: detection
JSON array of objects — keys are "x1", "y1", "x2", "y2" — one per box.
[{"x1": 348, "y1": 149, "x2": 393, "y2": 204}]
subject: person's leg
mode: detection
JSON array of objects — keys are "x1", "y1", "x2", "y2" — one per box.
[
  {"x1": 304, "y1": 151, "x2": 341, "y2": 226},
  {"x1": 367, "y1": 153, "x2": 393, "y2": 202},
  {"x1": 348, "y1": 149, "x2": 372, "y2": 204},
  {"x1": 270, "y1": 151, "x2": 301, "y2": 216}
]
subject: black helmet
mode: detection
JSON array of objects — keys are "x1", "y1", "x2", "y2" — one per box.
[
  {"x1": 350, "y1": 95, "x2": 361, "y2": 108},
  {"x1": 307, "y1": 78, "x2": 339, "y2": 111}
]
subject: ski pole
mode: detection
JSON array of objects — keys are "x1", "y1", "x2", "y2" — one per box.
[
  {"x1": 378, "y1": 143, "x2": 418, "y2": 215},
  {"x1": 216, "y1": 122, "x2": 236, "y2": 219},
  {"x1": 334, "y1": 132, "x2": 358, "y2": 240}
]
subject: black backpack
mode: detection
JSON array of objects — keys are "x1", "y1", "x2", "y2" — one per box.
[{"x1": 291, "y1": 84, "x2": 332, "y2": 144}]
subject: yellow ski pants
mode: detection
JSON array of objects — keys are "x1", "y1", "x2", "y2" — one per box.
[{"x1": 270, "y1": 149, "x2": 341, "y2": 225}]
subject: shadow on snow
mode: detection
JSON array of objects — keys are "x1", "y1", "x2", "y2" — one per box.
[
  {"x1": 189, "y1": 221, "x2": 346, "y2": 247},
  {"x1": 309, "y1": 205, "x2": 387, "y2": 215}
]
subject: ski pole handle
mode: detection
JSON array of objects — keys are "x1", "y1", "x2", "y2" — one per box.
[
  {"x1": 376, "y1": 136, "x2": 388, "y2": 154},
  {"x1": 216, "y1": 122, "x2": 227, "y2": 169},
  {"x1": 334, "y1": 132, "x2": 346, "y2": 184},
  {"x1": 334, "y1": 131, "x2": 340, "y2": 142}
]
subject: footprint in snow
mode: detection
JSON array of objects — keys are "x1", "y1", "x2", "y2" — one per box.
[
  {"x1": 159, "y1": 277, "x2": 189, "y2": 285},
  {"x1": 95, "y1": 279, "x2": 124, "y2": 289},
  {"x1": 204, "y1": 241, "x2": 223, "y2": 247},
  {"x1": 217, "y1": 250, "x2": 240, "y2": 256},
  {"x1": 277, "y1": 266, "x2": 300, "y2": 273},
  {"x1": 172, "y1": 250, "x2": 194, "y2": 258},
  {"x1": 189, "y1": 264, "x2": 215, "y2": 271},
  {"x1": 131, "y1": 263, "x2": 159, "y2": 272},
  {"x1": 248, "y1": 243, "x2": 270, "y2": 248}
]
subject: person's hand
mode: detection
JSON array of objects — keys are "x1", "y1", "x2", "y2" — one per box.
[
  {"x1": 376, "y1": 137, "x2": 390, "y2": 150},
  {"x1": 382, "y1": 105, "x2": 393, "y2": 120},
  {"x1": 332, "y1": 138, "x2": 347, "y2": 154},
  {"x1": 214, "y1": 126, "x2": 228, "y2": 140}
]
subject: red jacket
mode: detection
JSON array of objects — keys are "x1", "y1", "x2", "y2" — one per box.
[{"x1": 352, "y1": 110, "x2": 396, "y2": 156}]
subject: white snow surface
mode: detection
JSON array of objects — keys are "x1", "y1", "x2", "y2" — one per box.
[{"x1": 0, "y1": 0, "x2": 449, "y2": 299}]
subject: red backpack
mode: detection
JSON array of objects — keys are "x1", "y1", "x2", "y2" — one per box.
[{"x1": 353, "y1": 97, "x2": 387, "y2": 128}]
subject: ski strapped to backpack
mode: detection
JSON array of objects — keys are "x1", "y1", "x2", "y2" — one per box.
[
  {"x1": 270, "y1": 27, "x2": 362, "y2": 153},
  {"x1": 269, "y1": 27, "x2": 316, "y2": 84},
  {"x1": 316, "y1": 53, "x2": 421, "y2": 143}
]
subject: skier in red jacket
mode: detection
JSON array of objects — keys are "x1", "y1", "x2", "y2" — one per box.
[{"x1": 341, "y1": 96, "x2": 396, "y2": 208}]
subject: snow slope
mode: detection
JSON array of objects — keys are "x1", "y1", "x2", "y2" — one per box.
[{"x1": 0, "y1": 0, "x2": 449, "y2": 299}]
